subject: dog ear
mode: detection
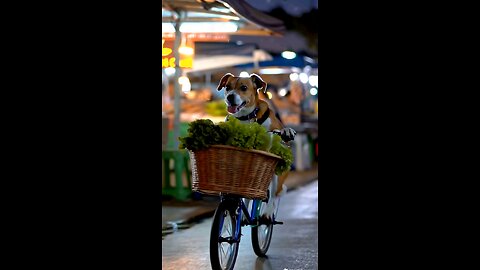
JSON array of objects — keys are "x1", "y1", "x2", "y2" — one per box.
[
  {"x1": 250, "y1": 73, "x2": 267, "y2": 93},
  {"x1": 217, "y1": 73, "x2": 234, "y2": 91}
]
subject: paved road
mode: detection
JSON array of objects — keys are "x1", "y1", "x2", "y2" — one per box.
[{"x1": 162, "y1": 180, "x2": 318, "y2": 270}]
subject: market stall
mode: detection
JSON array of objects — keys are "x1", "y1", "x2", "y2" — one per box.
[{"x1": 162, "y1": 0, "x2": 286, "y2": 200}]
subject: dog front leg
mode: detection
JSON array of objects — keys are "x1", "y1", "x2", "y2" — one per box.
[{"x1": 275, "y1": 172, "x2": 289, "y2": 196}]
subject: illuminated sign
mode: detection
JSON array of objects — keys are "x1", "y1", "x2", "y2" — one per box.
[{"x1": 162, "y1": 39, "x2": 193, "y2": 69}]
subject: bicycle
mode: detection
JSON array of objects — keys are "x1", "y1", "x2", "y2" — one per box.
[
  {"x1": 209, "y1": 130, "x2": 291, "y2": 270},
  {"x1": 209, "y1": 177, "x2": 283, "y2": 270}
]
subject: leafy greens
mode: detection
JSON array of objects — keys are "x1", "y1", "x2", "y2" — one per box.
[{"x1": 179, "y1": 117, "x2": 293, "y2": 175}]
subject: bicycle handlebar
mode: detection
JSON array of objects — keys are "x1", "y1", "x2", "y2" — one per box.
[{"x1": 268, "y1": 129, "x2": 296, "y2": 143}]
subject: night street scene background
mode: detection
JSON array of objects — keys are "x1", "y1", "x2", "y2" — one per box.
[{"x1": 162, "y1": 0, "x2": 319, "y2": 269}]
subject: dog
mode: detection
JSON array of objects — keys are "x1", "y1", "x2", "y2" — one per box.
[
  {"x1": 217, "y1": 72, "x2": 296, "y2": 142},
  {"x1": 217, "y1": 72, "x2": 296, "y2": 198}
]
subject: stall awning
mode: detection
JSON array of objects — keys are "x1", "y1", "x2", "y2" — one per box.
[
  {"x1": 234, "y1": 54, "x2": 318, "y2": 69},
  {"x1": 162, "y1": 0, "x2": 285, "y2": 36},
  {"x1": 187, "y1": 42, "x2": 272, "y2": 73}
]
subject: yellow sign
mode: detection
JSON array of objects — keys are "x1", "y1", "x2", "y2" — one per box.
[{"x1": 162, "y1": 39, "x2": 193, "y2": 69}]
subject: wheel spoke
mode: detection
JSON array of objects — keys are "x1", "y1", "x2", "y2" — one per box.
[{"x1": 216, "y1": 208, "x2": 238, "y2": 269}]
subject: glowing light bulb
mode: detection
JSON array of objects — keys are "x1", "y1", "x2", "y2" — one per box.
[
  {"x1": 179, "y1": 46, "x2": 194, "y2": 55},
  {"x1": 278, "y1": 88, "x2": 287, "y2": 97},
  {"x1": 310, "y1": 88, "x2": 318, "y2": 96},
  {"x1": 281, "y1": 51, "x2": 296, "y2": 59},
  {"x1": 289, "y1": 73, "x2": 299, "y2": 81},
  {"x1": 299, "y1": 73, "x2": 309, "y2": 84},
  {"x1": 239, "y1": 71, "x2": 249, "y2": 77}
]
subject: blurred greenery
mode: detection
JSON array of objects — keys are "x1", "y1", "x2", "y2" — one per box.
[{"x1": 205, "y1": 100, "x2": 228, "y2": 117}]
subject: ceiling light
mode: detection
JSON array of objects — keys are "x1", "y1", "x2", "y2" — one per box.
[
  {"x1": 259, "y1": 68, "x2": 290, "y2": 75},
  {"x1": 281, "y1": 51, "x2": 296, "y2": 59},
  {"x1": 162, "y1": 22, "x2": 238, "y2": 33}
]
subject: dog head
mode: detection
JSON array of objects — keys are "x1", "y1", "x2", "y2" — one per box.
[{"x1": 217, "y1": 73, "x2": 267, "y2": 116}]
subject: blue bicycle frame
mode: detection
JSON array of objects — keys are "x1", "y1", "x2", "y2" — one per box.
[{"x1": 217, "y1": 196, "x2": 261, "y2": 243}]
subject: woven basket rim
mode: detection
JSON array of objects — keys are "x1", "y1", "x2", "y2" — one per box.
[{"x1": 201, "y1": 144, "x2": 282, "y2": 160}]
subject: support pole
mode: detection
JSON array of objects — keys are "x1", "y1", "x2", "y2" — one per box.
[{"x1": 172, "y1": 13, "x2": 182, "y2": 150}]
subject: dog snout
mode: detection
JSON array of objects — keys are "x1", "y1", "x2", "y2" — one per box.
[{"x1": 226, "y1": 94, "x2": 236, "y2": 105}]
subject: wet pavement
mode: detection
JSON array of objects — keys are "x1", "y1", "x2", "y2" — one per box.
[
  {"x1": 162, "y1": 179, "x2": 319, "y2": 269},
  {"x1": 162, "y1": 164, "x2": 318, "y2": 239}
]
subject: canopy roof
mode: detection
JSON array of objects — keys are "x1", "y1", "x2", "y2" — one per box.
[
  {"x1": 162, "y1": 0, "x2": 286, "y2": 36},
  {"x1": 188, "y1": 42, "x2": 272, "y2": 74},
  {"x1": 235, "y1": 54, "x2": 318, "y2": 69}
]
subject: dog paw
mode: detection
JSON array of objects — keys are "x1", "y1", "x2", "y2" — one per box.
[
  {"x1": 280, "y1": 128, "x2": 297, "y2": 142},
  {"x1": 275, "y1": 184, "x2": 288, "y2": 197}
]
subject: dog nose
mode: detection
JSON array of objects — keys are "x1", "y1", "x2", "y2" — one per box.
[{"x1": 227, "y1": 94, "x2": 236, "y2": 105}]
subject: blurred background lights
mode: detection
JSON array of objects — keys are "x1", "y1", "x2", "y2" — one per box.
[
  {"x1": 239, "y1": 71, "x2": 249, "y2": 77},
  {"x1": 266, "y1": 91, "x2": 273, "y2": 99},
  {"x1": 165, "y1": 67, "x2": 175, "y2": 76},
  {"x1": 178, "y1": 76, "x2": 191, "y2": 93},
  {"x1": 299, "y1": 73, "x2": 309, "y2": 84},
  {"x1": 289, "y1": 73, "x2": 299, "y2": 81},
  {"x1": 308, "y1": 75, "x2": 318, "y2": 87},
  {"x1": 281, "y1": 50, "x2": 296, "y2": 59},
  {"x1": 278, "y1": 88, "x2": 287, "y2": 97},
  {"x1": 162, "y1": 22, "x2": 238, "y2": 33},
  {"x1": 258, "y1": 68, "x2": 289, "y2": 75},
  {"x1": 309, "y1": 87, "x2": 318, "y2": 96},
  {"x1": 178, "y1": 45, "x2": 194, "y2": 55}
]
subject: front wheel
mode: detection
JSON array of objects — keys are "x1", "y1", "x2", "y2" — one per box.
[
  {"x1": 251, "y1": 199, "x2": 274, "y2": 257},
  {"x1": 210, "y1": 202, "x2": 240, "y2": 270}
]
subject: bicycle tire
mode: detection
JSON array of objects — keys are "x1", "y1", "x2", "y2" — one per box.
[
  {"x1": 210, "y1": 201, "x2": 240, "y2": 270},
  {"x1": 251, "y1": 200, "x2": 274, "y2": 257}
]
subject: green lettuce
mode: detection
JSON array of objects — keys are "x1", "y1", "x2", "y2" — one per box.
[{"x1": 178, "y1": 118, "x2": 293, "y2": 175}]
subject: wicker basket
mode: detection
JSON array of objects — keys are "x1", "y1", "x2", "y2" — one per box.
[{"x1": 189, "y1": 145, "x2": 282, "y2": 200}]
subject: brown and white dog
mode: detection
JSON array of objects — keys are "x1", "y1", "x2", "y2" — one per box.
[{"x1": 217, "y1": 72, "x2": 296, "y2": 197}]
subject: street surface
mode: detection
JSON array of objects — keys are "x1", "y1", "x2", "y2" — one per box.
[{"x1": 162, "y1": 180, "x2": 318, "y2": 269}]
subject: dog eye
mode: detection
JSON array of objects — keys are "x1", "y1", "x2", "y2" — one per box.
[{"x1": 240, "y1": 85, "x2": 247, "y2": 91}]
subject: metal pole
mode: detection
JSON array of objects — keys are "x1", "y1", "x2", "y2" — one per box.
[
  {"x1": 172, "y1": 13, "x2": 182, "y2": 149},
  {"x1": 253, "y1": 50, "x2": 259, "y2": 72}
]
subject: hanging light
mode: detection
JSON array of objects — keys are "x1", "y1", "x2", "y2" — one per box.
[
  {"x1": 239, "y1": 71, "x2": 249, "y2": 77},
  {"x1": 281, "y1": 50, "x2": 296, "y2": 59},
  {"x1": 179, "y1": 35, "x2": 194, "y2": 56}
]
